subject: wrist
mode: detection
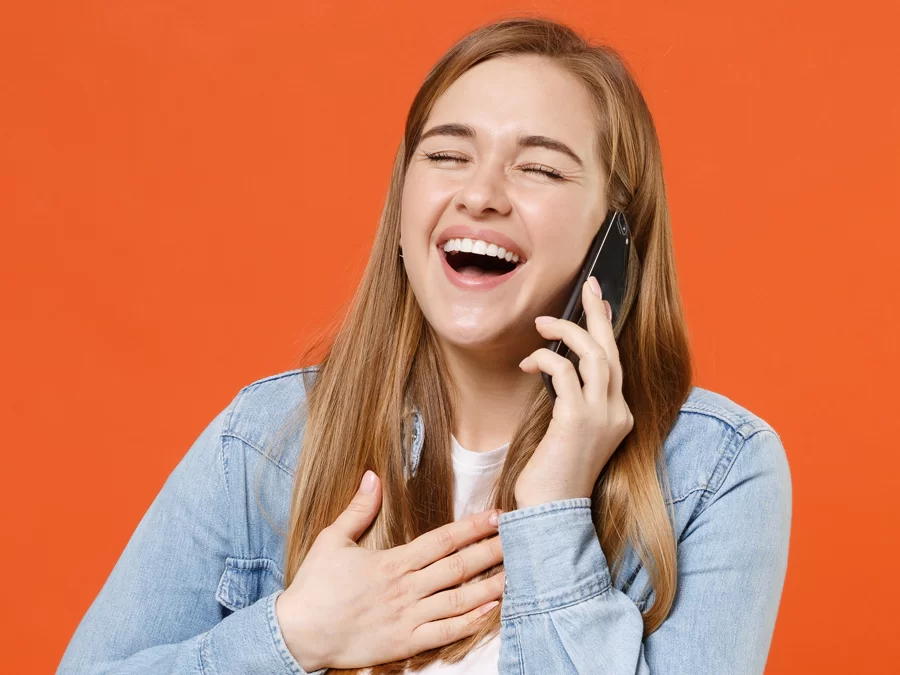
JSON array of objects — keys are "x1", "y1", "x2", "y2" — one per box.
[
  {"x1": 515, "y1": 490, "x2": 591, "y2": 510},
  {"x1": 275, "y1": 589, "x2": 328, "y2": 672}
]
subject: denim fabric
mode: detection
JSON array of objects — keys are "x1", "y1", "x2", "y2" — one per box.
[{"x1": 57, "y1": 365, "x2": 792, "y2": 674}]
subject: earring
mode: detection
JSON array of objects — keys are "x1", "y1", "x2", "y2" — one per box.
[{"x1": 398, "y1": 246, "x2": 404, "y2": 259}]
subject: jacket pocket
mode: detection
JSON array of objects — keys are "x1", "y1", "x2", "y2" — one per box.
[{"x1": 215, "y1": 556, "x2": 285, "y2": 612}]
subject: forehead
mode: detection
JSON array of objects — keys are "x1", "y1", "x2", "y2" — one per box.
[{"x1": 425, "y1": 55, "x2": 597, "y2": 158}]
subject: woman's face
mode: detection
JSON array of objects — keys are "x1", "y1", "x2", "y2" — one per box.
[{"x1": 400, "y1": 54, "x2": 608, "y2": 356}]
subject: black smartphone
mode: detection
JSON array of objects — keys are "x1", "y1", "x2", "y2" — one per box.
[{"x1": 541, "y1": 210, "x2": 631, "y2": 403}]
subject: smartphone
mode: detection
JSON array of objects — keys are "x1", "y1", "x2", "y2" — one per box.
[{"x1": 541, "y1": 210, "x2": 631, "y2": 403}]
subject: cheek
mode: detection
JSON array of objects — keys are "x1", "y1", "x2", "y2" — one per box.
[
  {"x1": 399, "y1": 188, "x2": 426, "y2": 248},
  {"x1": 517, "y1": 186, "x2": 586, "y2": 233},
  {"x1": 528, "y1": 193, "x2": 602, "y2": 254},
  {"x1": 400, "y1": 174, "x2": 448, "y2": 236},
  {"x1": 530, "y1": 221, "x2": 598, "y2": 303},
  {"x1": 400, "y1": 180, "x2": 420, "y2": 221},
  {"x1": 532, "y1": 218, "x2": 592, "y2": 270}
]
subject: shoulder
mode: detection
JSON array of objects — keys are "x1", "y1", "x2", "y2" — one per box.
[
  {"x1": 216, "y1": 373, "x2": 790, "y2": 508},
  {"x1": 663, "y1": 386, "x2": 791, "y2": 507},
  {"x1": 221, "y1": 365, "x2": 321, "y2": 477}
]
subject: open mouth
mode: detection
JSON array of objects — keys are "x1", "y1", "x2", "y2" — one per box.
[{"x1": 441, "y1": 249, "x2": 520, "y2": 277}]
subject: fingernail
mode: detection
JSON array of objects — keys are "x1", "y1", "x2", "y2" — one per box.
[
  {"x1": 535, "y1": 315, "x2": 555, "y2": 324},
  {"x1": 588, "y1": 277, "x2": 602, "y2": 297},
  {"x1": 361, "y1": 470, "x2": 376, "y2": 493},
  {"x1": 479, "y1": 600, "x2": 499, "y2": 615},
  {"x1": 489, "y1": 510, "x2": 500, "y2": 527},
  {"x1": 603, "y1": 300, "x2": 612, "y2": 321}
]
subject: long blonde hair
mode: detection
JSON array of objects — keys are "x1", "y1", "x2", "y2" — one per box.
[{"x1": 258, "y1": 15, "x2": 693, "y2": 674}]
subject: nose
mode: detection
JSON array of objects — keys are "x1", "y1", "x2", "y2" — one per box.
[{"x1": 452, "y1": 159, "x2": 513, "y2": 217}]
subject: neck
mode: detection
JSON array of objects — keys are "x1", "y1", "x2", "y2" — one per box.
[{"x1": 439, "y1": 338, "x2": 543, "y2": 453}]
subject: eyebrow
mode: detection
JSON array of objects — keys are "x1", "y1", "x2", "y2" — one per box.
[{"x1": 419, "y1": 122, "x2": 584, "y2": 168}]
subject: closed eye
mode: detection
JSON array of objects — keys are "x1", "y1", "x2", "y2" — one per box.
[{"x1": 423, "y1": 152, "x2": 565, "y2": 181}]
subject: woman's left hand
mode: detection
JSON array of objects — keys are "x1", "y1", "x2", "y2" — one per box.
[{"x1": 515, "y1": 278, "x2": 634, "y2": 509}]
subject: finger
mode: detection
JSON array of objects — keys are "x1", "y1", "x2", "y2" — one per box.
[
  {"x1": 580, "y1": 278, "x2": 624, "y2": 398},
  {"x1": 414, "y1": 570, "x2": 505, "y2": 626},
  {"x1": 326, "y1": 470, "x2": 382, "y2": 544},
  {"x1": 399, "y1": 509, "x2": 500, "y2": 572},
  {"x1": 532, "y1": 310, "x2": 608, "y2": 405},
  {"x1": 409, "y1": 598, "x2": 501, "y2": 654},
  {"x1": 519, "y1": 346, "x2": 590, "y2": 403},
  {"x1": 411, "y1": 534, "x2": 503, "y2": 597}
]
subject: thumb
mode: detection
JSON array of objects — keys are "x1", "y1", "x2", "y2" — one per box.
[{"x1": 329, "y1": 470, "x2": 382, "y2": 544}]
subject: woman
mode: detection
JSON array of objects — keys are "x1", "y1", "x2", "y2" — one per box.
[{"x1": 58, "y1": 16, "x2": 792, "y2": 675}]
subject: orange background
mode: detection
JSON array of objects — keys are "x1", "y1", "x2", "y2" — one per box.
[{"x1": 1, "y1": 1, "x2": 897, "y2": 672}]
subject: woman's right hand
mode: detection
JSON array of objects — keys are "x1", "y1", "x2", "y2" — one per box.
[{"x1": 274, "y1": 470, "x2": 506, "y2": 672}]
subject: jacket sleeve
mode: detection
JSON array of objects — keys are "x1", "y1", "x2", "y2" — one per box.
[
  {"x1": 56, "y1": 397, "x2": 326, "y2": 675},
  {"x1": 496, "y1": 429, "x2": 792, "y2": 674}
]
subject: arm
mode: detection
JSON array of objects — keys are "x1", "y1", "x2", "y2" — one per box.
[
  {"x1": 56, "y1": 398, "x2": 326, "y2": 675},
  {"x1": 496, "y1": 429, "x2": 792, "y2": 674}
]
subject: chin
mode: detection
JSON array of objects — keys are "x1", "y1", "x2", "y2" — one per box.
[{"x1": 429, "y1": 316, "x2": 513, "y2": 349}]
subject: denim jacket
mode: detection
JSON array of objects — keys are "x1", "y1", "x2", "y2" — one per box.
[{"x1": 57, "y1": 365, "x2": 792, "y2": 674}]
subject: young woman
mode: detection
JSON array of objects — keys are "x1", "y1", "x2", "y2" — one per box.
[{"x1": 58, "y1": 16, "x2": 792, "y2": 675}]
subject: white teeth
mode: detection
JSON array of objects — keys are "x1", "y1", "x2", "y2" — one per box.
[{"x1": 441, "y1": 237, "x2": 522, "y2": 263}]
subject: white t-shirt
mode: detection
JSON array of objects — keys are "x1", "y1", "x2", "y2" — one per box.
[{"x1": 361, "y1": 433, "x2": 509, "y2": 674}]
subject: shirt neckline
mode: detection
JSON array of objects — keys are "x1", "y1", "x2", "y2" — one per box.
[{"x1": 450, "y1": 433, "x2": 510, "y2": 472}]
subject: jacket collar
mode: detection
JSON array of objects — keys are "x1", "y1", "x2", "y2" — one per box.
[
  {"x1": 306, "y1": 365, "x2": 425, "y2": 480},
  {"x1": 404, "y1": 405, "x2": 425, "y2": 480}
]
